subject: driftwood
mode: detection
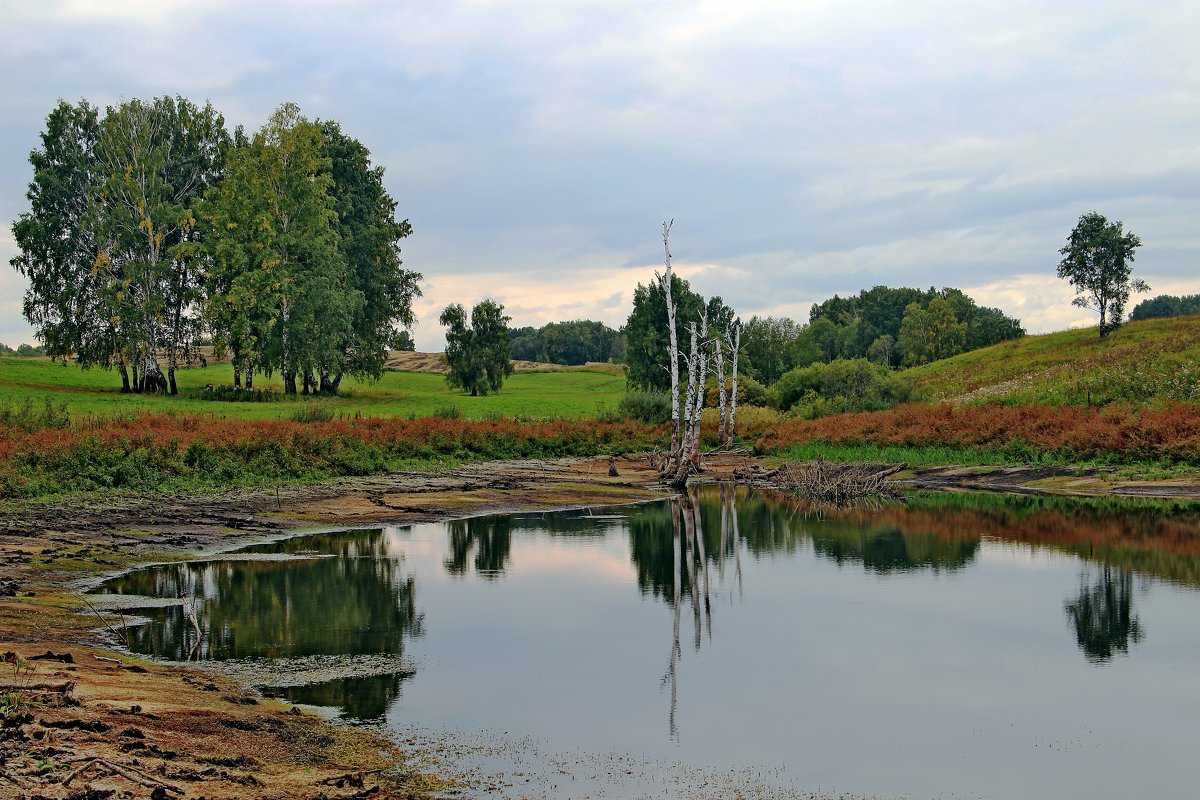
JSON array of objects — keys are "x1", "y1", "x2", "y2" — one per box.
[
  {"x1": 0, "y1": 680, "x2": 75, "y2": 693},
  {"x1": 63, "y1": 756, "x2": 183, "y2": 794},
  {"x1": 734, "y1": 457, "x2": 906, "y2": 503}
]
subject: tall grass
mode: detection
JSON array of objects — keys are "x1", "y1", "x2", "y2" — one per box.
[{"x1": 0, "y1": 412, "x2": 665, "y2": 499}]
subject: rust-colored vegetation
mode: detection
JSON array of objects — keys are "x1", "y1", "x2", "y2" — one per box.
[
  {"x1": 755, "y1": 402, "x2": 1200, "y2": 465},
  {"x1": 0, "y1": 414, "x2": 664, "y2": 498}
]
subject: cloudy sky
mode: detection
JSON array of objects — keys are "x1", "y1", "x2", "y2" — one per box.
[{"x1": 2, "y1": 0, "x2": 1197, "y2": 351}]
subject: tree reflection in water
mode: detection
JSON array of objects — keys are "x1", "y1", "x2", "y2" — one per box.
[
  {"x1": 1065, "y1": 566, "x2": 1144, "y2": 663},
  {"x1": 97, "y1": 529, "x2": 424, "y2": 720},
  {"x1": 444, "y1": 516, "x2": 513, "y2": 578}
]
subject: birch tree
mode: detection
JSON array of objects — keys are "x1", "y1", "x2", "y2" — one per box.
[
  {"x1": 204, "y1": 103, "x2": 350, "y2": 395},
  {"x1": 661, "y1": 220, "x2": 681, "y2": 453},
  {"x1": 93, "y1": 96, "x2": 228, "y2": 394}
]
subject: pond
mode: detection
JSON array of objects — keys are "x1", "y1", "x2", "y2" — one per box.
[{"x1": 93, "y1": 487, "x2": 1200, "y2": 799}]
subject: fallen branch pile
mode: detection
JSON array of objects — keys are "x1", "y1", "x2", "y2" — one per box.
[{"x1": 733, "y1": 457, "x2": 906, "y2": 503}]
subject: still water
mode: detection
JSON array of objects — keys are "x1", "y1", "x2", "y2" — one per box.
[{"x1": 95, "y1": 488, "x2": 1200, "y2": 799}]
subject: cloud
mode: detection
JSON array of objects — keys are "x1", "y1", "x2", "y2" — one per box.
[{"x1": 2, "y1": 0, "x2": 1198, "y2": 352}]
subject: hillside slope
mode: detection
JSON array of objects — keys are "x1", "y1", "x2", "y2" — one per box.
[{"x1": 907, "y1": 315, "x2": 1200, "y2": 406}]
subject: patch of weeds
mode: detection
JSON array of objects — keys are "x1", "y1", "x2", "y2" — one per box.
[{"x1": 0, "y1": 654, "x2": 35, "y2": 716}]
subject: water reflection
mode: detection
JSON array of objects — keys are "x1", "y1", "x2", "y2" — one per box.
[
  {"x1": 1065, "y1": 566, "x2": 1144, "y2": 663},
  {"x1": 96, "y1": 529, "x2": 423, "y2": 719},
  {"x1": 92, "y1": 487, "x2": 1200, "y2": 726},
  {"x1": 445, "y1": 516, "x2": 512, "y2": 578}
]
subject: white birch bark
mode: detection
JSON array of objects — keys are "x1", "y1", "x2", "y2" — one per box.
[
  {"x1": 688, "y1": 313, "x2": 710, "y2": 466},
  {"x1": 726, "y1": 322, "x2": 741, "y2": 444},
  {"x1": 715, "y1": 334, "x2": 726, "y2": 443},
  {"x1": 661, "y1": 220, "x2": 680, "y2": 456}
]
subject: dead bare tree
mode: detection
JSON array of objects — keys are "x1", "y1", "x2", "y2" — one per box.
[
  {"x1": 664, "y1": 315, "x2": 717, "y2": 487},
  {"x1": 660, "y1": 220, "x2": 681, "y2": 455},
  {"x1": 714, "y1": 332, "x2": 727, "y2": 443},
  {"x1": 724, "y1": 321, "x2": 741, "y2": 445}
]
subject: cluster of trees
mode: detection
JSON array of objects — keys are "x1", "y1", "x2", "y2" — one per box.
[
  {"x1": 625, "y1": 283, "x2": 1023, "y2": 393},
  {"x1": 807, "y1": 286, "x2": 1023, "y2": 369},
  {"x1": 10, "y1": 97, "x2": 421, "y2": 394},
  {"x1": 0, "y1": 343, "x2": 47, "y2": 357},
  {"x1": 508, "y1": 320, "x2": 623, "y2": 365},
  {"x1": 1129, "y1": 294, "x2": 1200, "y2": 321},
  {"x1": 441, "y1": 299, "x2": 513, "y2": 396}
]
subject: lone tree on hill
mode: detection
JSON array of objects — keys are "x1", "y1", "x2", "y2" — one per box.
[
  {"x1": 440, "y1": 299, "x2": 513, "y2": 396},
  {"x1": 1057, "y1": 212, "x2": 1147, "y2": 338}
]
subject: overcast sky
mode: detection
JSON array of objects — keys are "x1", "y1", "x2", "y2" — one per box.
[{"x1": 2, "y1": 0, "x2": 1197, "y2": 351}]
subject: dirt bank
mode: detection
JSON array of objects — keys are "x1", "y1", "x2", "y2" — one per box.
[
  {"x1": 0, "y1": 454, "x2": 713, "y2": 800},
  {"x1": 3, "y1": 454, "x2": 1198, "y2": 799}
]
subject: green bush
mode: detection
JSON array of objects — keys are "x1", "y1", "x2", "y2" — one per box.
[
  {"x1": 195, "y1": 385, "x2": 281, "y2": 403},
  {"x1": 776, "y1": 358, "x2": 914, "y2": 418},
  {"x1": 618, "y1": 390, "x2": 672, "y2": 424},
  {"x1": 289, "y1": 403, "x2": 337, "y2": 423}
]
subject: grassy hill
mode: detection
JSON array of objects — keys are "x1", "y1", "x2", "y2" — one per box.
[
  {"x1": 0, "y1": 355, "x2": 626, "y2": 423},
  {"x1": 907, "y1": 315, "x2": 1200, "y2": 407}
]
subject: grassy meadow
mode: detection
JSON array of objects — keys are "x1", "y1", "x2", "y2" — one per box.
[
  {"x1": 0, "y1": 358, "x2": 627, "y2": 422},
  {"x1": 5, "y1": 316, "x2": 1200, "y2": 500},
  {"x1": 907, "y1": 315, "x2": 1200, "y2": 406}
]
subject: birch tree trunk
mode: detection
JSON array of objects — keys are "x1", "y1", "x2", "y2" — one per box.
[
  {"x1": 661, "y1": 220, "x2": 680, "y2": 455},
  {"x1": 726, "y1": 322, "x2": 741, "y2": 444},
  {"x1": 715, "y1": 335, "x2": 726, "y2": 443},
  {"x1": 687, "y1": 314, "x2": 710, "y2": 468}
]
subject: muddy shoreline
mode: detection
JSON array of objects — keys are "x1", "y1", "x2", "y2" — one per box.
[{"x1": 3, "y1": 454, "x2": 1199, "y2": 799}]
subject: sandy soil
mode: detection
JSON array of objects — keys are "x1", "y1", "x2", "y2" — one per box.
[{"x1": 3, "y1": 454, "x2": 1198, "y2": 799}]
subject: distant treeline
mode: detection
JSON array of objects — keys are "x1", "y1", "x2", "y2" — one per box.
[
  {"x1": 734, "y1": 285, "x2": 1024, "y2": 386},
  {"x1": 1130, "y1": 294, "x2": 1200, "y2": 321},
  {"x1": 0, "y1": 343, "x2": 46, "y2": 357},
  {"x1": 509, "y1": 320, "x2": 625, "y2": 365}
]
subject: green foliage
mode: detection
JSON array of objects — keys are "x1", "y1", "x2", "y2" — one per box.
[
  {"x1": 289, "y1": 403, "x2": 338, "y2": 423},
  {"x1": 617, "y1": 390, "x2": 673, "y2": 424},
  {"x1": 623, "y1": 274, "x2": 705, "y2": 390},
  {"x1": 1057, "y1": 211, "x2": 1147, "y2": 337},
  {"x1": 203, "y1": 103, "x2": 348, "y2": 396},
  {"x1": 196, "y1": 385, "x2": 281, "y2": 403},
  {"x1": 10, "y1": 100, "x2": 105, "y2": 366},
  {"x1": 317, "y1": 119, "x2": 421, "y2": 386},
  {"x1": 809, "y1": 285, "x2": 1023, "y2": 368},
  {"x1": 899, "y1": 297, "x2": 967, "y2": 366},
  {"x1": 0, "y1": 343, "x2": 47, "y2": 357},
  {"x1": 431, "y1": 403, "x2": 464, "y2": 419},
  {"x1": 739, "y1": 316, "x2": 806, "y2": 384},
  {"x1": 775, "y1": 358, "x2": 913, "y2": 417},
  {"x1": 441, "y1": 300, "x2": 514, "y2": 396},
  {"x1": 507, "y1": 320, "x2": 620, "y2": 365},
  {"x1": 1130, "y1": 294, "x2": 1200, "y2": 321},
  {"x1": 0, "y1": 396, "x2": 70, "y2": 432}
]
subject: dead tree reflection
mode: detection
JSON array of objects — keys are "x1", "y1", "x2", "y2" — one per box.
[{"x1": 663, "y1": 483, "x2": 745, "y2": 740}]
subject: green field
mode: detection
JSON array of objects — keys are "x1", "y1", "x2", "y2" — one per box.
[
  {"x1": 907, "y1": 315, "x2": 1200, "y2": 406},
  {"x1": 0, "y1": 358, "x2": 627, "y2": 421}
]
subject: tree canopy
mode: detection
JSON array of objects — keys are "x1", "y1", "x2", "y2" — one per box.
[
  {"x1": 507, "y1": 320, "x2": 620, "y2": 365},
  {"x1": 441, "y1": 299, "x2": 513, "y2": 396},
  {"x1": 1129, "y1": 293, "x2": 1200, "y2": 322},
  {"x1": 623, "y1": 274, "x2": 705, "y2": 391},
  {"x1": 11, "y1": 97, "x2": 421, "y2": 395},
  {"x1": 1057, "y1": 211, "x2": 1146, "y2": 337}
]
